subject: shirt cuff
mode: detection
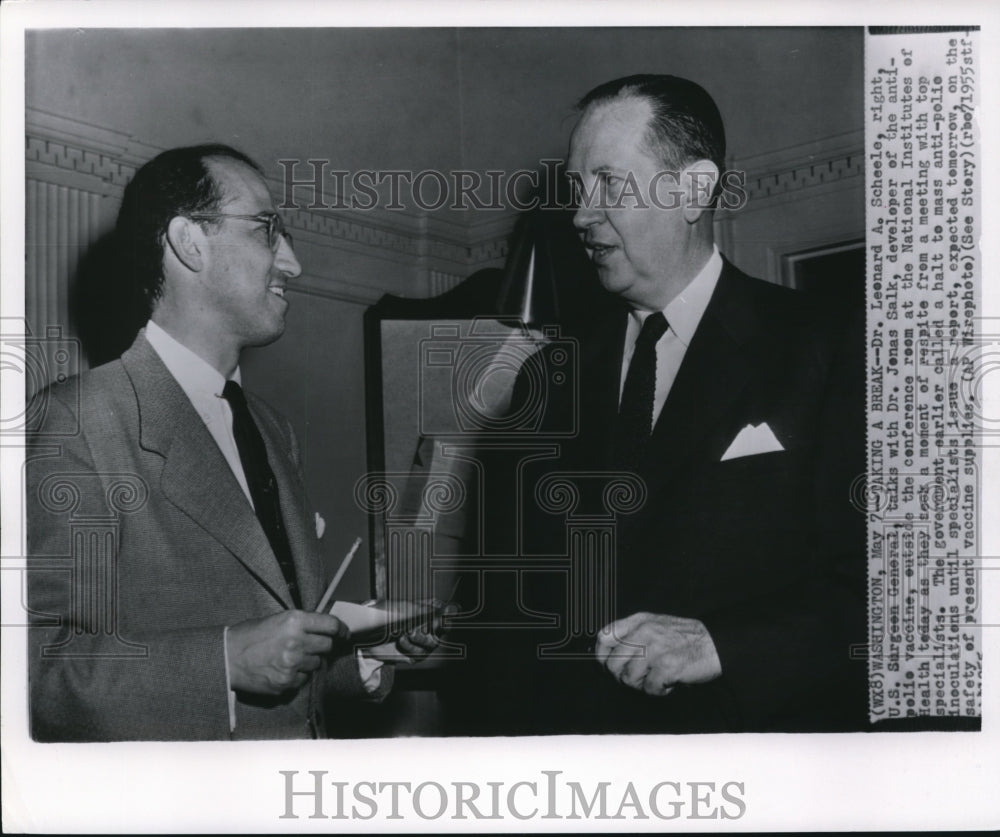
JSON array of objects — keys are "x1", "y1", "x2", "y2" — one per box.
[
  {"x1": 223, "y1": 625, "x2": 236, "y2": 733},
  {"x1": 357, "y1": 649, "x2": 383, "y2": 693}
]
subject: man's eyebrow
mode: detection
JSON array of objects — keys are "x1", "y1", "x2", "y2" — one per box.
[{"x1": 566, "y1": 165, "x2": 617, "y2": 179}]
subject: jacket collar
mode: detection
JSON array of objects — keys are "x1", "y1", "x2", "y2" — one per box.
[
  {"x1": 584, "y1": 259, "x2": 767, "y2": 487},
  {"x1": 120, "y1": 331, "x2": 300, "y2": 608}
]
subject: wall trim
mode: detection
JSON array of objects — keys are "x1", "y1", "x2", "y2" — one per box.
[
  {"x1": 25, "y1": 107, "x2": 509, "y2": 298},
  {"x1": 728, "y1": 129, "x2": 864, "y2": 206},
  {"x1": 290, "y1": 272, "x2": 386, "y2": 306},
  {"x1": 27, "y1": 107, "x2": 860, "y2": 299}
]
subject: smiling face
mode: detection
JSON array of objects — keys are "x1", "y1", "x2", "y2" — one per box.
[
  {"x1": 567, "y1": 96, "x2": 709, "y2": 311},
  {"x1": 199, "y1": 156, "x2": 301, "y2": 353}
]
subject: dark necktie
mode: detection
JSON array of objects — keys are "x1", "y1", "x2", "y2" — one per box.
[
  {"x1": 614, "y1": 311, "x2": 669, "y2": 471},
  {"x1": 222, "y1": 380, "x2": 302, "y2": 609}
]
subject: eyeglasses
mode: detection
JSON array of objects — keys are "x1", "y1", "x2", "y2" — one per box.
[{"x1": 187, "y1": 211, "x2": 293, "y2": 251}]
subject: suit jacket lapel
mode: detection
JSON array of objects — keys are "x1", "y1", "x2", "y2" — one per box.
[
  {"x1": 121, "y1": 333, "x2": 295, "y2": 608},
  {"x1": 250, "y1": 402, "x2": 322, "y2": 610},
  {"x1": 579, "y1": 301, "x2": 629, "y2": 469},
  {"x1": 642, "y1": 262, "x2": 761, "y2": 492}
]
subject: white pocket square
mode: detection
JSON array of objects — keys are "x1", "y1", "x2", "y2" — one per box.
[
  {"x1": 315, "y1": 512, "x2": 326, "y2": 540},
  {"x1": 720, "y1": 422, "x2": 784, "y2": 461}
]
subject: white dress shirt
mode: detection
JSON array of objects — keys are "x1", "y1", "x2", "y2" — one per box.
[
  {"x1": 145, "y1": 319, "x2": 253, "y2": 503},
  {"x1": 144, "y1": 320, "x2": 381, "y2": 732},
  {"x1": 619, "y1": 247, "x2": 723, "y2": 429}
]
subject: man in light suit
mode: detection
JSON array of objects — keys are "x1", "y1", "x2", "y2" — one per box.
[
  {"x1": 446, "y1": 75, "x2": 866, "y2": 734},
  {"x1": 27, "y1": 144, "x2": 435, "y2": 741}
]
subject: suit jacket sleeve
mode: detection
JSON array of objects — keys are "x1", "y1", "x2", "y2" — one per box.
[
  {"x1": 26, "y1": 387, "x2": 234, "y2": 741},
  {"x1": 27, "y1": 378, "x2": 386, "y2": 741}
]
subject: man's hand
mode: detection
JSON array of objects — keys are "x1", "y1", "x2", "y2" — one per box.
[
  {"x1": 226, "y1": 610, "x2": 350, "y2": 695},
  {"x1": 361, "y1": 601, "x2": 455, "y2": 664},
  {"x1": 595, "y1": 612, "x2": 722, "y2": 696},
  {"x1": 363, "y1": 625, "x2": 441, "y2": 664}
]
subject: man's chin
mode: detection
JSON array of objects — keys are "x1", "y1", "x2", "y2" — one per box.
[
  {"x1": 246, "y1": 320, "x2": 286, "y2": 348},
  {"x1": 597, "y1": 269, "x2": 631, "y2": 297}
]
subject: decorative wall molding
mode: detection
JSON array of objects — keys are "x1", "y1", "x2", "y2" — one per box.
[
  {"x1": 728, "y1": 129, "x2": 864, "y2": 209},
  {"x1": 24, "y1": 180, "x2": 102, "y2": 342},
  {"x1": 468, "y1": 235, "x2": 509, "y2": 267},
  {"x1": 25, "y1": 106, "x2": 861, "y2": 312},
  {"x1": 25, "y1": 108, "x2": 513, "y2": 304},
  {"x1": 429, "y1": 270, "x2": 466, "y2": 297},
  {"x1": 27, "y1": 136, "x2": 135, "y2": 196},
  {"x1": 26, "y1": 109, "x2": 162, "y2": 166},
  {"x1": 285, "y1": 206, "x2": 421, "y2": 260},
  {"x1": 715, "y1": 129, "x2": 865, "y2": 284},
  {"x1": 289, "y1": 272, "x2": 386, "y2": 306},
  {"x1": 747, "y1": 152, "x2": 863, "y2": 199}
]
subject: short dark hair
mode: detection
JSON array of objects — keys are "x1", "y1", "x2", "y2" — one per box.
[
  {"x1": 577, "y1": 74, "x2": 726, "y2": 175},
  {"x1": 116, "y1": 143, "x2": 262, "y2": 314}
]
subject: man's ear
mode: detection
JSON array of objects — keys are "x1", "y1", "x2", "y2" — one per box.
[
  {"x1": 682, "y1": 159, "x2": 720, "y2": 224},
  {"x1": 165, "y1": 216, "x2": 206, "y2": 273}
]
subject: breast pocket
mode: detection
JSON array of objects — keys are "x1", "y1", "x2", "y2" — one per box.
[
  {"x1": 686, "y1": 448, "x2": 811, "y2": 528},
  {"x1": 713, "y1": 448, "x2": 791, "y2": 474}
]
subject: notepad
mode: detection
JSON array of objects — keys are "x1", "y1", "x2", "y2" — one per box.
[{"x1": 329, "y1": 599, "x2": 440, "y2": 643}]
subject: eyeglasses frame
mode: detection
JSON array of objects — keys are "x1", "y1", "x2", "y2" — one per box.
[{"x1": 187, "y1": 211, "x2": 293, "y2": 251}]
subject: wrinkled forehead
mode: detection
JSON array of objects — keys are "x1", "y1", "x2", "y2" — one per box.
[
  {"x1": 567, "y1": 95, "x2": 655, "y2": 170},
  {"x1": 204, "y1": 156, "x2": 273, "y2": 211}
]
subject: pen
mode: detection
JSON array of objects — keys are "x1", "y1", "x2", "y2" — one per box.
[{"x1": 316, "y1": 537, "x2": 362, "y2": 613}]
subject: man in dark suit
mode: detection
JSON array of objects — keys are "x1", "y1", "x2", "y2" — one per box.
[
  {"x1": 26, "y1": 144, "x2": 436, "y2": 741},
  {"x1": 444, "y1": 75, "x2": 866, "y2": 734}
]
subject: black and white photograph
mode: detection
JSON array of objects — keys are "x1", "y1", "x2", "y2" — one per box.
[{"x1": 1, "y1": 1, "x2": 997, "y2": 832}]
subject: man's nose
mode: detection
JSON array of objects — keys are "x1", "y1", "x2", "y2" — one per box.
[
  {"x1": 274, "y1": 235, "x2": 302, "y2": 279},
  {"x1": 573, "y1": 197, "x2": 603, "y2": 233}
]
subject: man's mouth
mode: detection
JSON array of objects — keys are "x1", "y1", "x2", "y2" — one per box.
[
  {"x1": 587, "y1": 243, "x2": 618, "y2": 262},
  {"x1": 268, "y1": 285, "x2": 286, "y2": 299}
]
